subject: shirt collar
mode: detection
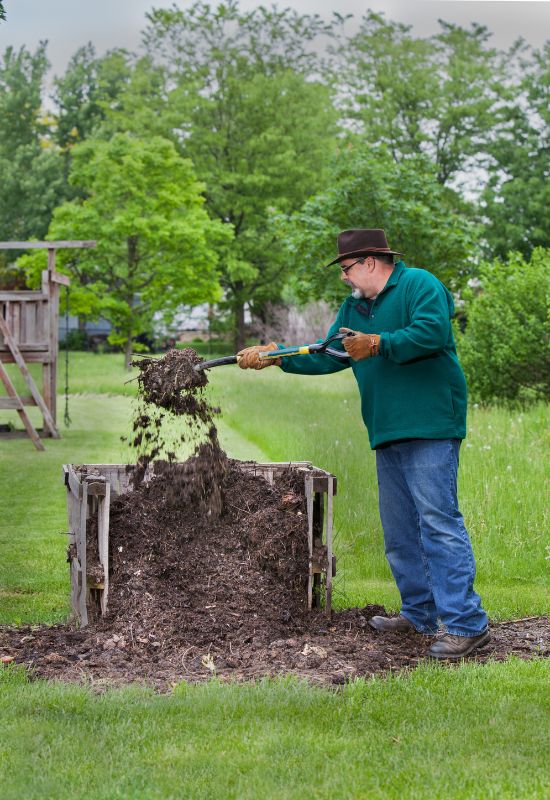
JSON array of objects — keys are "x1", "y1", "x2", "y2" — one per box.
[
  {"x1": 382, "y1": 260, "x2": 406, "y2": 291},
  {"x1": 349, "y1": 261, "x2": 406, "y2": 304}
]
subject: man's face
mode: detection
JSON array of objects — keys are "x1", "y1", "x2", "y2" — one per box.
[{"x1": 339, "y1": 256, "x2": 377, "y2": 298}]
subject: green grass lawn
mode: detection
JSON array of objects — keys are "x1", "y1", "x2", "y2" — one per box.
[
  {"x1": 1, "y1": 353, "x2": 549, "y2": 799},
  {"x1": 1, "y1": 658, "x2": 548, "y2": 800}
]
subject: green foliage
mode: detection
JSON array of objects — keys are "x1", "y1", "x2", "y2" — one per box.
[
  {"x1": 338, "y1": 12, "x2": 506, "y2": 186},
  {"x1": 20, "y1": 134, "x2": 230, "y2": 365},
  {"x1": 143, "y1": 0, "x2": 339, "y2": 346},
  {"x1": 99, "y1": 55, "x2": 171, "y2": 140},
  {"x1": 278, "y1": 144, "x2": 478, "y2": 305},
  {"x1": 0, "y1": 2, "x2": 6, "y2": 22},
  {"x1": 458, "y1": 248, "x2": 550, "y2": 405},
  {"x1": 482, "y1": 42, "x2": 550, "y2": 259},
  {"x1": 1, "y1": 5, "x2": 548, "y2": 311},
  {"x1": 0, "y1": 44, "x2": 65, "y2": 241},
  {"x1": 52, "y1": 44, "x2": 133, "y2": 149},
  {"x1": 62, "y1": 329, "x2": 89, "y2": 351}
]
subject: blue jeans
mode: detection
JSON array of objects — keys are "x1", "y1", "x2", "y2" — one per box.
[{"x1": 376, "y1": 439, "x2": 488, "y2": 636}]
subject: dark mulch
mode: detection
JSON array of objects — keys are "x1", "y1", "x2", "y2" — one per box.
[
  {"x1": 2, "y1": 348, "x2": 547, "y2": 689},
  {"x1": 1, "y1": 612, "x2": 548, "y2": 691}
]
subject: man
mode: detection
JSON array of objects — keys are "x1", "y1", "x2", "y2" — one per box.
[{"x1": 238, "y1": 229, "x2": 490, "y2": 660}]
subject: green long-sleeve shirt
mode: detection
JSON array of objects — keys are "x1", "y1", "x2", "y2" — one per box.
[{"x1": 279, "y1": 261, "x2": 467, "y2": 449}]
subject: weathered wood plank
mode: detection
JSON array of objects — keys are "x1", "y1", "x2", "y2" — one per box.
[
  {"x1": 0, "y1": 397, "x2": 22, "y2": 409},
  {"x1": 0, "y1": 360, "x2": 44, "y2": 450},
  {"x1": 0, "y1": 240, "x2": 96, "y2": 249},
  {"x1": 70, "y1": 557, "x2": 81, "y2": 622},
  {"x1": 0, "y1": 395, "x2": 36, "y2": 408},
  {"x1": 24, "y1": 302, "x2": 37, "y2": 343},
  {"x1": 311, "y1": 474, "x2": 338, "y2": 494},
  {"x1": 41, "y1": 269, "x2": 49, "y2": 295},
  {"x1": 47, "y1": 253, "x2": 59, "y2": 426},
  {"x1": 98, "y1": 483, "x2": 111, "y2": 616},
  {"x1": 312, "y1": 493, "x2": 323, "y2": 610},
  {"x1": 0, "y1": 342, "x2": 48, "y2": 352},
  {"x1": 36, "y1": 299, "x2": 45, "y2": 342},
  {"x1": 0, "y1": 350, "x2": 49, "y2": 361},
  {"x1": 86, "y1": 480, "x2": 107, "y2": 497},
  {"x1": 50, "y1": 271, "x2": 70, "y2": 286},
  {"x1": 18, "y1": 395, "x2": 36, "y2": 405},
  {"x1": 305, "y1": 476, "x2": 314, "y2": 611},
  {"x1": 325, "y1": 476, "x2": 334, "y2": 618},
  {"x1": 0, "y1": 291, "x2": 45, "y2": 301},
  {"x1": 63, "y1": 464, "x2": 83, "y2": 500},
  {"x1": 17, "y1": 302, "x2": 25, "y2": 342},
  {"x1": 12, "y1": 303, "x2": 20, "y2": 344},
  {"x1": 77, "y1": 481, "x2": 88, "y2": 626}
]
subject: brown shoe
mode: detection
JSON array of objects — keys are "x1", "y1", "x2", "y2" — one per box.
[
  {"x1": 369, "y1": 614, "x2": 415, "y2": 633},
  {"x1": 428, "y1": 630, "x2": 491, "y2": 660}
]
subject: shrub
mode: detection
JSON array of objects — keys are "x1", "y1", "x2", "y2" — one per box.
[
  {"x1": 458, "y1": 248, "x2": 550, "y2": 405},
  {"x1": 62, "y1": 330, "x2": 89, "y2": 351}
]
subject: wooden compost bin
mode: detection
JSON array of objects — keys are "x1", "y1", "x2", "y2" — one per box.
[{"x1": 63, "y1": 461, "x2": 337, "y2": 627}]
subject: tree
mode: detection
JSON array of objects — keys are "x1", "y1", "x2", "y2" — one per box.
[
  {"x1": 22, "y1": 134, "x2": 230, "y2": 368},
  {"x1": 457, "y1": 249, "x2": 550, "y2": 404},
  {"x1": 53, "y1": 45, "x2": 133, "y2": 150},
  {"x1": 0, "y1": 44, "x2": 65, "y2": 242},
  {"x1": 482, "y1": 42, "x2": 550, "y2": 259},
  {"x1": 277, "y1": 144, "x2": 478, "y2": 306},
  {"x1": 338, "y1": 12, "x2": 507, "y2": 186},
  {"x1": 99, "y1": 55, "x2": 173, "y2": 140},
  {"x1": 143, "y1": 0, "x2": 339, "y2": 348},
  {"x1": 0, "y1": 2, "x2": 5, "y2": 22}
]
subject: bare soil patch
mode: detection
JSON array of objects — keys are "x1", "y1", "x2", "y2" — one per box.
[{"x1": 1, "y1": 612, "x2": 548, "y2": 690}]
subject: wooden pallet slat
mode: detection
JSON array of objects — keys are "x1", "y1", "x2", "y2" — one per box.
[
  {"x1": 97, "y1": 482, "x2": 110, "y2": 616},
  {"x1": 325, "y1": 476, "x2": 334, "y2": 617},
  {"x1": 305, "y1": 475, "x2": 314, "y2": 612},
  {"x1": 77, "y1": 480, "x2": 89, "y2": 626}
]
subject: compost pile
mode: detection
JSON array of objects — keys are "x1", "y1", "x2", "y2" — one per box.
[
  {"x1": 1, "y1": 348, "x2": 549, "y2": 688},
  {"x1": 112, "y1": 348, "x2": 310, "y2": 642}
]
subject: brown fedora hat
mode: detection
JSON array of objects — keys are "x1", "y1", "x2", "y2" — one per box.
[{"x1": 326, "y1": 229, "x2": 403, "y2": 267}]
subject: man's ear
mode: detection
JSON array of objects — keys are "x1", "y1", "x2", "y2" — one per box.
[{"x1": 366, "y1": 255, "x2": 376, "y2": 270}]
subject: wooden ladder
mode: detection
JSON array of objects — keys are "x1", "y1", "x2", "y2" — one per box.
[{"x1": 0, "y1": 315, "x2": 59, "y2": 449}]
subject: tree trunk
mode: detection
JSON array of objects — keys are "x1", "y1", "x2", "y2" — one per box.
[
  {"x1": 124, "y1": 235, "x2": 138, "y2": 370},
  {"x1": 234, "y1": 299, "x2": 246, "y2": 352},
  {"x1": 124, "y1": 336, "x2": 133, "y2": 371}
]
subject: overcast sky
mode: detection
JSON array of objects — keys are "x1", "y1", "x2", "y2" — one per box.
[{"x1": 1, "y1": 0, "x2": 549, "y2": 81}]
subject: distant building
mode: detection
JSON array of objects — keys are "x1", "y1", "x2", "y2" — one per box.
[
  {"x1": 59, "y1": 314, "x2": 111, "y2": 346},
  {"x1": 59, "y1": 303, "x2": 251, "y2": 346}
]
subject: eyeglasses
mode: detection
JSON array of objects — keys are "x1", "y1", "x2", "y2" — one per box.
[{"x1": 340, "y1": 258, "x2": 365, "y2": 275}]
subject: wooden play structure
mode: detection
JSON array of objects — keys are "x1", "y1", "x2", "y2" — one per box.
[{"x1": 0, "y1": 241, "x2": 96, "y2": 449}]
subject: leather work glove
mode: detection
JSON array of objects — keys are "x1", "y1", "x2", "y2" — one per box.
[
  {"x1": 339, "y1": 327, "x2": 381, "y2": 360},
  {"x1": 237, "y1": 342, "x2": 281, "y2": 369}
]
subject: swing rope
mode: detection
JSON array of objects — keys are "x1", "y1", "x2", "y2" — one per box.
[{"x1": 64, "y1": 284, "x2": 71, "y2": 428}]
